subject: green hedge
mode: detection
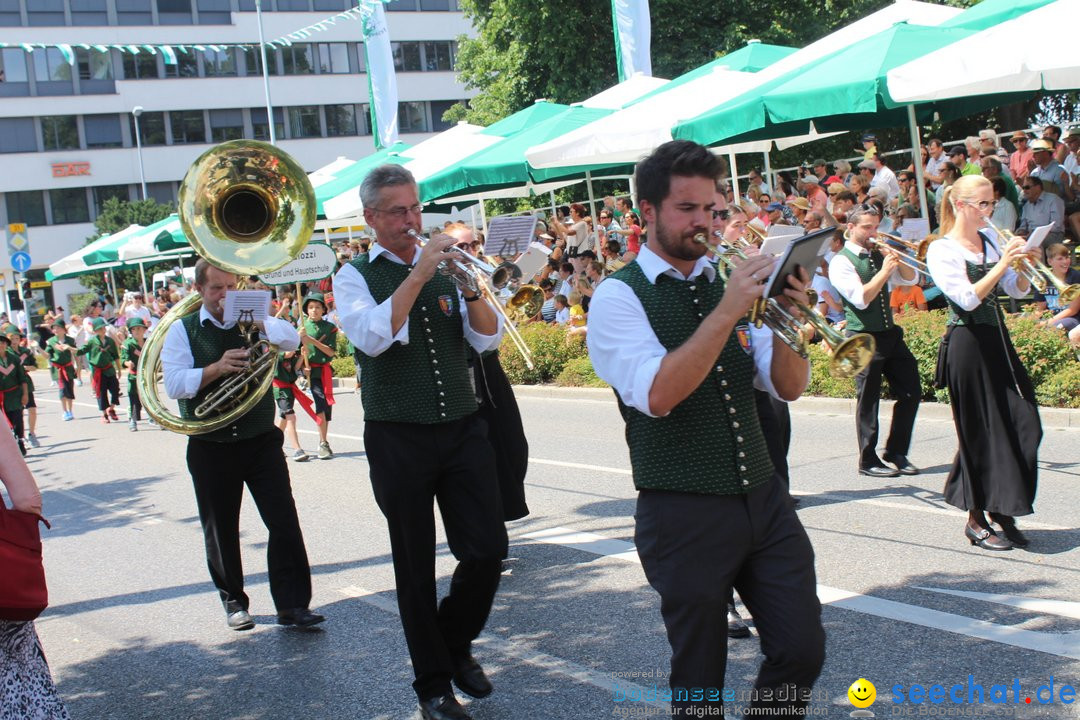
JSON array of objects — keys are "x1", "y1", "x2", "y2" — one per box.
[
  {"x1": 330, "y1": 332, "x2": 356, "y2": 377},
  {"x1": 500, "y1": 323, "x2": 589, "y2": 385}
]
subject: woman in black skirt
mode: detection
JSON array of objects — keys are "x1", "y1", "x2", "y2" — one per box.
[{"x1": 926, "y1": 174, "x2": 1042, "y2": 551}]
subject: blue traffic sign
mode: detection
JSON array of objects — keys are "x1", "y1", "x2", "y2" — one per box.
[{"x1": 11, "y1": 251, "x2": 31, "y2": 273}]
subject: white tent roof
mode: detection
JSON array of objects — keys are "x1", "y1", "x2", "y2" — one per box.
[
  {"x1": 49, "y1": 223, "x2": 145, "y2": 278},
  {"x1": 887, "y1": 0, "x2": 1080, "y2": 101},
  {"x1": 576, "y1": 72, "x2": 669, "y2": 109},
  {"x1": 118, "y1": 216, "x2": 184, "y2": 262},
  {"x1": 308, "y1": 156, "x2": 357, "y2": 189}
]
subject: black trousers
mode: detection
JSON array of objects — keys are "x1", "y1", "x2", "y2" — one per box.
[
  {"x1": 754, "y1": 389, "x2": 792, "y2": 490},
  {"x1": 186, "y1": 427, "x2": 313, "y2": 614},
  {"x1": 128, "y1": 377, "x2": 142, "y2": 422},
  {"x1": 635, "y1": 481, "x2": 825, "y2": 717},
  {"x1": 472, "y1": 350, "x2": 530, "y2": 521},
  {"x1": 851, "y1": 326, "x2": 921, "y2": 468},
  {"x1": 5, "y1": 408, "x2": 24, "y2": 440},
  {"x1": 95, "y1": 373, "x2": 119, "y2": 412},
  {"x1": 365, "y1": 414, "x2": 508, "y2": 700}
]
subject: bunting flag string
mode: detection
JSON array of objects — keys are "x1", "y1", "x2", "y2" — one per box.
[{"x1": 0, "y1": 0, "x2": 389, "y2": 67}]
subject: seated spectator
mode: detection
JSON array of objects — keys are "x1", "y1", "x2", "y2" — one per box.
[
  {"x1": 949, "y1": 145, "x2": 981, "y2": 176},
  {"x1": 979, "y1": 129, "x2": 1010, "y2": 166},
  {"x1": 1017, "y1": 176, "x2": 1066, "y2": 245},
  {"x1": 567, "y1": 290, "x2": 587, "y2": 337},
  {"x1": 833, "y1": 159, "x2": 854, "y2": 186},
  {"x1": 611, "y1": 211, "x2": 643, "y2": 260},
  {"x1": 553, "y1": 294, "x2": 570, "y2": 326},
  {"x1": 1029, "y1": 139, "x2": 1073, "y2": 200},
  {"x1": 1033, "y1": 243, "x2": 1080, "y2": 333},
  {"x1": 935, "y1": 163, "x2": 961, "y2": 210},
  {"x1": 802, "y1": 209, "x2": 827, "y2": 231},
  {"x1": 848, "y1": 174, "x2": 870, "y2": 204},
  {"x1": 990, "y1": 177, "x2": 1018, "y2": 231},
  {"x1": 555, "y1": 262, "x2": 576, "y2": 298},
  {"x1": 831, "y1": 189, "x2": 857, "y2": 224},
  {"x1": 1009, "y1": 131, "x2": 1033, "y2": 180},
  {"x1": 537, "y1": 279, "x2": 557, "y2": 323},
  {"x1": 890, "y1": 283, "x2": 928, "y2": 314}
]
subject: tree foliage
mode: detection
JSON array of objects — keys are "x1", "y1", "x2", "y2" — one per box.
[{"x1": 80, "y1": 196, "x2": 175, "y2": 296}]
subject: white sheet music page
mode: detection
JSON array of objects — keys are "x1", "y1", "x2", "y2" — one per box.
[
  {"x1": 223, "y1": 290, "x2": 271, "y2": 324},
  {"x1": 1023, "y1": 224, "x2": 1053, "y2": 254}
]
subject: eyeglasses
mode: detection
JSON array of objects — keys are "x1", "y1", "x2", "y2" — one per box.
[
  {"x1": 371, "y1": 203, "x2": 423, "y2": 218},
  {"x1": 964, "y1": 200, "x2": 997, "y2": 210},
  {"x1": 1022, "y1": 184, "x2": 1039, "y2": 190},
  {"x1": 712, "y1": 209, "x2": 730, "y2": 220}
]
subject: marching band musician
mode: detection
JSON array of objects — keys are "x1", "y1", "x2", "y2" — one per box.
[
  {"x1": 333, "y1": 165, "x2": 508, "y2": 720},
  {"x1": 161, "y1": 258, "x2": 323, "y2": 632},
  {"x1": 926, "y1": 175, "x2": 1041, "y2": 551},
  {"x1": 828, "y1": 204, "x2": 922, "y2": 478}
]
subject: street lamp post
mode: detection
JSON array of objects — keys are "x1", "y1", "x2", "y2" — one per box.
[{"x1": 132, "y1": 106, "x2": 148, "y2": 201}]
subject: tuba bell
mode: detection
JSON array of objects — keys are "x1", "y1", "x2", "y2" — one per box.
[{"x1": 137, "y1": 140, "x2": 315, "y2": 435}]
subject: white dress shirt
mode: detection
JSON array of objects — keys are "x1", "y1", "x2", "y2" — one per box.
[
  {"x1": 828, "y1": 240, "x2": 918, "y2": 310},
  {"x1": 587, "y1": 244, "x2": 794, "y2": 418},
  {"x1": 162, "y1": 305, "x2": 299, "y2": 400},
  {"x1": 925, "y1": 235, "x2": 1026, "y2": 312},
  {"x1": 332, "y1": 242, "x2": 504, "y2": 358},
  {"x1": 871, "y1": 166, "x2": 900, "y2": 201}
]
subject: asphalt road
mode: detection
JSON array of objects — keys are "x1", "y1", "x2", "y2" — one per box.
[{"x1": 23, "y1": 384, "x2": 1080, "y2": 720}]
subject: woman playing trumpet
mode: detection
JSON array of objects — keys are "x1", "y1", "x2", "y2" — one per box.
[{"x1": 925, "y1": 175, "x2": 1042, "y2": 551}]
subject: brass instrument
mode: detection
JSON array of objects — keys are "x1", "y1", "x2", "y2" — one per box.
[
  {"x1": 694, "y1": 232, "x2": 875, "y2": 378},
  {"x1": 743, "y1": 222, "x2": 768, "y2": 246},
  {"x1": 507, "y1": 285, "x2": 544, "y2": 322},
  {"x1": 138, "y1": 140, "x2": 315, "y2": 435},
  {"x1": 868, "y1": 232, "x2": 930, "y2": 274},
  {"x1": 408, "y1": 229, "x2": 536, "y2": 369},
  {"x1": 983, "y1": 217, "x2": 1079, "y2": 301}
]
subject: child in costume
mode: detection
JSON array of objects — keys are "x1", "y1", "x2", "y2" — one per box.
[
  {"x1": 121, "y1": 317, "x2": 147, "y2": 431},
  {"x1": 0, "y1": 334, "x2": 30, "y2": 455},
  {"x1": 46, "y1": 319, "x2": 76, "y2": 420},
  {"x1": 77, "y1": 317, "x2": 121, "y2": 423},
  {"x1": 299, "y1": 292, "x2": 336, "y2": 459}
]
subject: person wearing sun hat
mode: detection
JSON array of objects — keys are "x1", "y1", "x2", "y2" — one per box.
[
  {"x1": 77, "y1": 316, "x2": 121, "y2": 423},
  {"x1": 121, "y1": 317, "x2": 149, "y2": 431},
  {"x1": 0, "y1": 333, "x2": 29, "y2": 455},
  {"x1": 46, "y1": 319, "x2": 77, "y2": 421},
  {"x1": 4, "y1": 324, "x2": 39, "y2": 448},
  {"x1": 299, "y1": 291, "x2": 337, "y2": 460}
]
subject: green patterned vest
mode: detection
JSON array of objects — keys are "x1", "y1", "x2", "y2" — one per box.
[
  {"x1": 352, "y1": 254, "x2": 476, "y2": 424},
  {"x1": 838, "y1": 247, "x2": 895, "y2": 332},
  {"x1": 946, "y1": 238, "x2": 1001, "y2": 327},
  {"x1": 611, "y1": 262, "x2": 773, "y2": 495},
  {"x1": 178, "y1": 313, "x2": 276, "y2": 442}
]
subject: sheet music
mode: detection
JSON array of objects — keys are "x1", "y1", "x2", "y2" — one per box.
[
  {"x1": 899, "y1": 218, "x2": 930, "y2": 245},
  {"x1": 1024, "y1": 224, "x2": 1053, "y2": 254},
  {"x1": 485, "y1": 215, "x2": 538, "y2": 259},
  {"x1": 223, "y1": 290, "x2": 271, "y2": 325}
]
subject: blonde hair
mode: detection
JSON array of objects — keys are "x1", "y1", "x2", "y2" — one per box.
[
  {"x1": 938, "y1": 175, "x2": 991, "y2": 235},
  {"x1": 568, "y1": 291, "x2": 583, "y2": 305}
]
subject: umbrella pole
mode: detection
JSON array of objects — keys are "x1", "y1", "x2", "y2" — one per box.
[
  {"x1": 548, "y1": 190, "x2": 557, "y2": 219},
  {"x1": 585, "y1": 170, "x2": 598, "y2": 218},
  {"x1": 139, "y1": 262, "x2": 148, "y2": 296},
  {"x1": 728, "y1": 152, "x2": 741, "y2": 200},
  {"x1": 763, "y1": 152, "x2": 773, "y2": 196},
  {"x1": 470, "y1": 204, "x2": 478, "y2": 237},
  {"x1": 907, "y1": 105, "x2": 930, "y2": 225},
  {"x1": 479, "y1": 198, "x2": 488, "y2": 237}
]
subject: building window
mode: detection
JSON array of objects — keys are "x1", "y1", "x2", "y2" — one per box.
[
  {"x1": 41, "y1": 116, "x2": 80, "y2": 151},
  {"x1": 398, "y1": 101, "x2": 428, "y2": 133},
  {"x1": 0, "y1": 48, "x2": 30, "y2": 96},
  {"x1": 386, "y1": 0, "x2": 418, "y2": 10},
  {"x1": 27, "y1": 0, "x2": 65, "y2": 26},
  {"x1": 277, "y1": 0, "x2": 311, "y2": 9},
  {"x1": 419, "y1": 0, "x2": 450, "y2": 10},
  {"x1": 423, "y1": 41, "x2": 454, "y2": 71},
  {"x1": 287, "y1": 106, "x2": 321, "y2": 139},
  {"x1": 50, "y1": 188, "x2": 91, "y2": 225},
  {"x1": 77, "y1": 48, "x2": 115, "y2": 81},
  {"x1": 209, "y1": 109, "x2": 244, "y2": 142},
  {"x1": 357, "y1": 104, "x2": 372, "y2": 135},
  {"x1": 325, "y1": 104, "x2": 358, "y2": 137},
  {"x1": 130, "y1": 111, "x2": 167, "y2": 146},
  {"x1": 243, "y1": 47, "x2": 279, "y2": 76},
  {"x1": 157, "y1": 0, "x2": 193, "y2": 24},
  {"x1": 313, "y1": 0, "x2": 351, "y2": 9},
  {"x1": 0, "y1": 0, "x2": 19, "y2": 27},
  {"x1": 122, "y1": 53, "x2": 160, "y2": 80},
  {"x1": 116, "y1": 0, "x2": 152, "y2": 25},
  {"x1": 33, "y1": 48, "x2": 73, "y2": 83},
  {"x1": 92, "y1": 185, "x2": 131, "y2": 217},
  {"x1": 203, "y1": 47, "x2": 238, "y2": 77},
  {"x1": 0, "y1": 118, "x2": 36, "y2": 153},
  {"x1": 392, "y1": 42, "x2": 422, "y2": 72},
  {"x1": 317, "y1": 43, "x2": 351, "y2": 74},
  {"x1": 282, "y1": 44, "x2": 314, "y2": 75},
  {"x1": 170, "y1": 110, "x2": 206, "y2": 144},
  {"x1": 196, "y1": 0, "x2": 230, "y2": 23},
  {"x1": 6, "y1": 191, "x2": 46, "y2": 227},
  {"x1": 85, "y1": 115, "x2": 123, "y2": 149},
  {"x1": 429, "y1": 100, "x2": 458, "y2": 132},
  {"x1": 251, "y1": 107, "x2": 284, "y2": 142},
  {"x1": 146, "y1": 182, "x2": 176, "y2": 205},
  {"x1": 72, "y1": 0, "x2": 109, "y2": 25},
  {"x1": 164, "y1": 51, "x2": 198, "y2": 78}
]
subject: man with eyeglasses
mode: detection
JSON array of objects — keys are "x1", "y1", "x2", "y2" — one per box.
[
  {"x1": 333, "y1": 165, "x2": 508, "y2": 720},
  {"x1": 1029, "y1": 139, "x2": 1074, "y2": 202},
  {"x1": 1009, "y1": 131, "x2": 1034, "y2": 180},
  {"x1": 1017, "y1": 176, "x2": 1066, "y2": 245},
  {"x1": 597, "y1": 210, "x2": 623, "y2": 251}
]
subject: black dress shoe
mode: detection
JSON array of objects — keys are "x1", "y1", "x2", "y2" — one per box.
[
  {"x1": 882, "y1": 453, "x2": 920, "y2": 476},
  {"x1": 418, "y1": 694, "x2": 472, "y2": 720},
  {"x1": 727, "y1": 603, "x2": 751, "y2": 639},
  {"x1": 226, "y1": 609, "x2": 255, "y2": 631},
  {"x1": 965, "y1": 524, "x2": 1013, "y2": 551},
  {"x1": 453, "y1": 656, "x2": 493, "y2": 699},
  {"x1": 277, "y1": 608, "x2": 326, "y2": 628},
  {"x1": 989, "y1": 514, "x2": 1030, "y2": 548},
  {"x1": 859, "y1": 464, "x2": 900, "y2": 478}
]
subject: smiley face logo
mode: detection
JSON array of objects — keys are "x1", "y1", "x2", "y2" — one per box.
[{"x1": 848, "y1": 678, "x2": 876, "y2": 708}]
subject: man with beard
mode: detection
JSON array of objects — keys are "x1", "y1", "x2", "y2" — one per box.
[{"x1": 588, "y1": 140, "x2": 825, "y2": 718}]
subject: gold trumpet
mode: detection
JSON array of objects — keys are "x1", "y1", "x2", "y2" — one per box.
[
  {"x1": 982, "y1": 217, "x2": 1079, "y2": 302},
  {"x1": 868, "y1": 232, "x2": 930, "y2": 274},
  {"x1": 137, "y1": 140, "x2": 315, "y2": 435},
  {"x1": 694, "y1": 232, "x2": 875, "y2": 378}
]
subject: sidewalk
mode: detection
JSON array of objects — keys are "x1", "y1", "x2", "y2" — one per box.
[{"x1": 507, "y1": 384, "x2": 1080, "y2": 430}]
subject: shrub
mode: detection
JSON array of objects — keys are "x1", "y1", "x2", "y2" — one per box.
[
  {"x1": 1034, "y1": 362, "x2": 1080, "y2": 409},
  {"x1": 1002, "y1": 314, "x2": 1076, "y2": 389},
  {"x1": 556, "y1": 355, "x2": 609, "y2": 388},
  {"x1": 330, "y1": 331, "x2": 356, "y2": 377},
  {"x1": 499, "y1": 323, "x2": 587, "y2": 384},
  {"x1": 805, "y1": 342, "x2": 857, "y2": 398}
]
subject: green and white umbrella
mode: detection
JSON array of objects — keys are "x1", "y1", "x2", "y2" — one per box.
[{"x1": 47, "y1": 223, "x2": 145, "y2": 280}]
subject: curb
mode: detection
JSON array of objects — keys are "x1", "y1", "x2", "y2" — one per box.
[{"x1": 507, "y1": 384, "x2": 1080, "y2": 430}]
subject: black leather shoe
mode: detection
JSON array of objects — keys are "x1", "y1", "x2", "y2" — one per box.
[
  {"x1": 727, "y1": 603, "x2": 751, "y2": 639},
  {"x1": 418, "y1": 694, "x2": 472, "y2": 720},
  {"x1": 989, "y1": 514, "x2": 1030, "y2": 548},
  {"x1": 883, "y1": 453, "x2": 920, "y2": 475},
  {"x1": 453, "y1": 656, "x2": 493, "y2": 699},
  {"x1": 859, "y1": 464, "x2": 900, "y2": 478},
  {"x1": 277, "y1": 608, "x2": 326, "y2": 628},
  {"x1": 965, "y1": 524, "x2": 1013, "y2": 551},
  {"x1": 226, "y1": 609, "x2": 255, "y2": 631}
]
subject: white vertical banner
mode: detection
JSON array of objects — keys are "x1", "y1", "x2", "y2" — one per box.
[
  {"x1": 611, "y1": 0, "x2": 652, "y2": 82},
  {"x1": 360, "y1": 0, "x2": 399, "y2": 149}
]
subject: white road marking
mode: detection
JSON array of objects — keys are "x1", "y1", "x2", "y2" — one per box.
[
  {"x1": 914, "y1": 586, "x2": 1080, "y2": 623},
  {"x1": 522, "y1": 526, "x2": 1080, "y2": 661}
]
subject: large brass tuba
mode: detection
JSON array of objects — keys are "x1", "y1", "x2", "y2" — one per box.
[{"x1": 138, "y1": 140, "x2": 315, "y2": 434}]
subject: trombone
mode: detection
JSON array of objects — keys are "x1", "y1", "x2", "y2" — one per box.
[
  {"x1": 408, "y1": 229, "x2": 536, "y2": 370},
  {"x1": 982, "y1": 217, "x2": 1080, "y2": 302},
  {"x1": 868, "y1": 232, "x2": 930, "y2": 274},
  {"x1": 694, "y1": 232, "x2": 875, "y2": 379}
]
